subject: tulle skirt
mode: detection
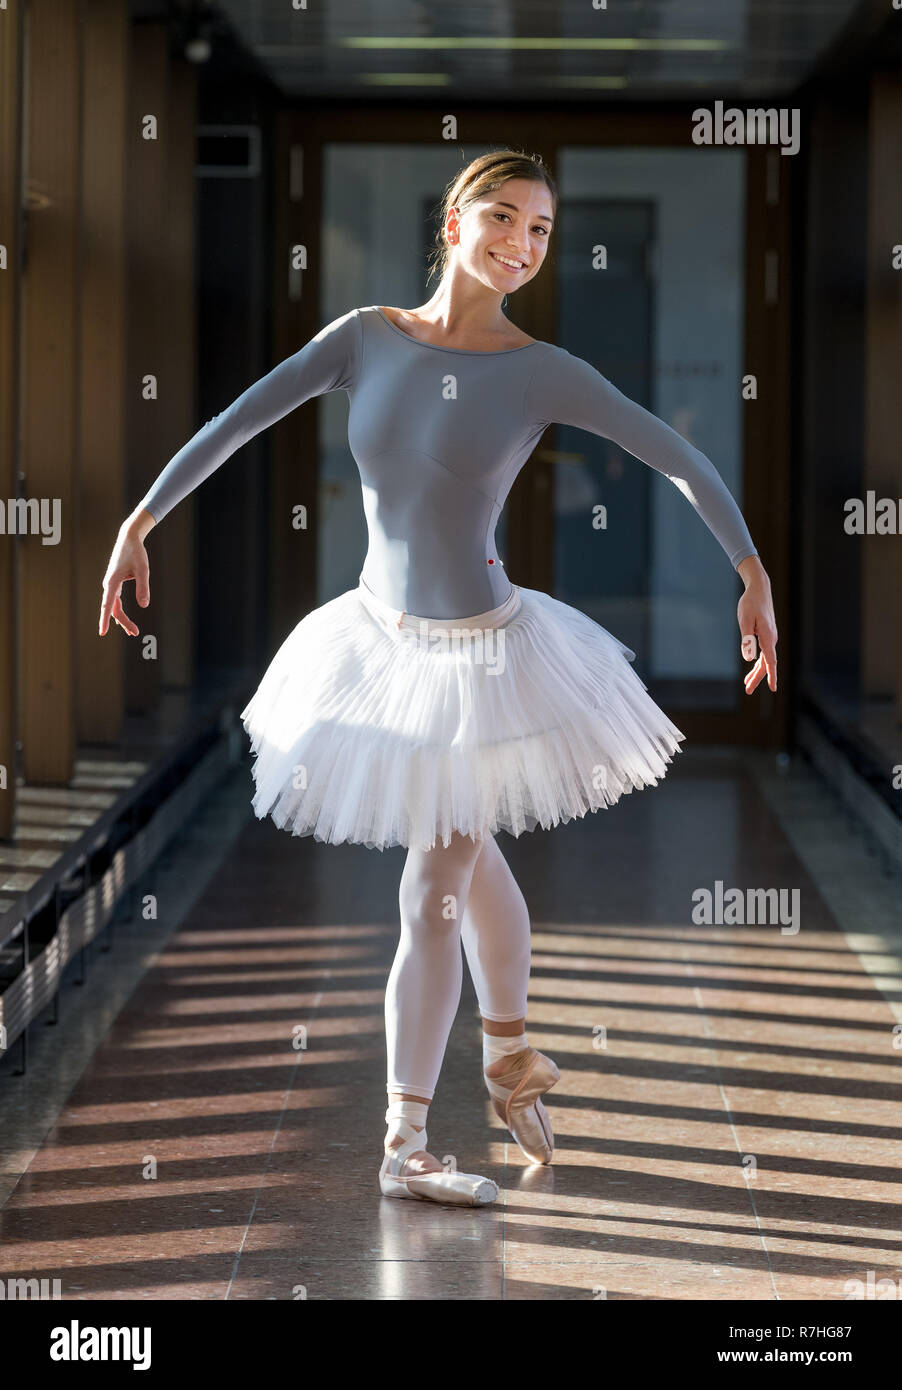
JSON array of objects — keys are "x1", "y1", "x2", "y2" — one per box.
[{"x1": 239, "y1": 575, "x2": 687, "y2": 852}]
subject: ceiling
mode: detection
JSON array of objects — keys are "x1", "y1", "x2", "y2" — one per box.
[{"x1": 190, "y1": 0, "x2": 872, "y2": 102}]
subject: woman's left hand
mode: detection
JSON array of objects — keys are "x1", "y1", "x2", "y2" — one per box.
[{"x1": 736, "y1": 556, "x2": 777, "y2": 694}]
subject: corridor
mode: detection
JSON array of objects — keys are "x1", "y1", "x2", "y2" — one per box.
[{"x1": 1, "y1": 747, "x2": 899, "y2": 1301}]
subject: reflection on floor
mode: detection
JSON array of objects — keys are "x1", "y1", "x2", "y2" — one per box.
[{"x1": 0, "y1": 747, "x2": 900, "y2": 1301}]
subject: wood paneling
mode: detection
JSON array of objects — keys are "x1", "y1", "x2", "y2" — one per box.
[
  {"x1": 124, "y1": 22, "x2": 168, "y2": 715},
  {"x1": 734, "y1": 146, "x2": 792, "y2": 751},
  {"x1": 0, "y1": 0, "x2": 24, "y2": 835},
  {"x1": 76, "y1": 0, "x2": 128, "y2": 743},
  {"x1": 20, "y1": 0, "x2": 83, "y2": 783},
  {"x1": 155, "y1": 57, "x2": 198, "y2": 692},
  {"x1": 269, "y1": 111, "x2": 318, "y2": 643}
]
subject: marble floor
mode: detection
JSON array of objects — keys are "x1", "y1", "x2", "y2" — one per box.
[{"x1": 0, "y1": 747, "x2": 900, "y2": 1300}]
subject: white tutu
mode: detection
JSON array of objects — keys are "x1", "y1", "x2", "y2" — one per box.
[{"x1": 239, "y1": 576, "x2": 687, "y2": 852}]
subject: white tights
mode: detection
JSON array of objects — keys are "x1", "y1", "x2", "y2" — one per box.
[{"x1": 385, "y1": 832, "x2": 533, "y2": 1099}]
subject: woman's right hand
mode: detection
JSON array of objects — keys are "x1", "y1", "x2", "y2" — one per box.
[{"x1": 98, "y1": 512, "x2": 155, "y2": 637}]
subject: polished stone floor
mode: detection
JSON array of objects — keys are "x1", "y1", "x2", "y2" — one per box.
[{"x1": 0, "y1": 748, "x2": 900, "y2": 1300}]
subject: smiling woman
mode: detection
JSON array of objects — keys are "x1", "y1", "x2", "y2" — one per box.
[
  {"x1": 100, "y1": 145, "x2": 776, "y2": 1215},
  {"x1": 364, "y1": 160, "x2": 557, "y2": 352},
  {"x1": 422, "y1": 150, "x2": 557, "y2": 343}
]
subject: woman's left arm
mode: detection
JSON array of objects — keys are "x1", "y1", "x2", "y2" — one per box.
[
  {"x1": 736, "y1": 554, "x2": 778, "y2": 694},
  {"x1": 530, "y1": 348, "x2": 777, "y2": 695}
]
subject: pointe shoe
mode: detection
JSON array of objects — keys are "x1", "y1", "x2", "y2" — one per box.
[
  {"x1": 485, "y1": 1047, "x2": 560, "y2": 1165},
  {"x1": 379, "y1": 1104, "x2": 498, "y2": 1207}
]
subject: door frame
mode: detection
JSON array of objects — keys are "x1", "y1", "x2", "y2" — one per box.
[{"x1": 272, "y1": 105, "x2": 790, "y2": 748}]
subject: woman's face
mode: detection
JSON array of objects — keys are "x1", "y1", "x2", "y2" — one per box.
[{"x1": 448, "y1": 177, "x2": 555, "y2": 296}]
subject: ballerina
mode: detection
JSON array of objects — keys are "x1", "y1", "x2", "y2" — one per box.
[{"x1": 99, "y1": 147, "x2": 778, "y2": 1208}]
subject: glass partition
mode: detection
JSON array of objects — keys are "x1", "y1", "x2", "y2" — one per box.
[{"x1": 555, "y1": 147, "x2": 747, "y2": 709}]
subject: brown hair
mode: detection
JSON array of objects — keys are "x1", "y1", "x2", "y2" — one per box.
[{"x1": 426, "y1": 148, "x2": 558, "y2": 286}]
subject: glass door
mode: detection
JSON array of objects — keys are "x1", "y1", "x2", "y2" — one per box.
[{"x1": 552, "y1": 147, "x2": 748, "y2": 713}]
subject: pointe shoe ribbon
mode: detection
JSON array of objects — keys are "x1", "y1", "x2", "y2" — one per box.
[
  {"x1": 379, "y1": 1112, "x2": 499, "y2": 1207},
  {"x1": 484, "y1": 1048, "x2": 560, "y2": 1165}
]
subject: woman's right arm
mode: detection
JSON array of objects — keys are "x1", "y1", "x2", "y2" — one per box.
[
  {"x1": 98, "y1": 308, "x2": 361, "y2": 636},
  {"x1": 138, "y1": 307, "x2": 361, "y2": 525},
  {"x1": 99, "y1": 507, "x2": 155, "y2": 636}
]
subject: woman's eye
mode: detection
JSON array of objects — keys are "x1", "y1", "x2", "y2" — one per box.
[{"x1": 491, "y1": 211, "x2": 548, "y2": 235}]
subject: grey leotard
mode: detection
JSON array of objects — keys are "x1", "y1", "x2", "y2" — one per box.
[{"x1": 139, "y1": 304, "x2": 759, "y2": 619}]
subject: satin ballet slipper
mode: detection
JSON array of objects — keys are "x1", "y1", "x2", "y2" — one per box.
[
  {"x1": 484, "y1": 1047, "x2": 560, "y2": 1165},
  {"x1": 379, "y1": 1107, "x2": 499, "y2": 1207}
]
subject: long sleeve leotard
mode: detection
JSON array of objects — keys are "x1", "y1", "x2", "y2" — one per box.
[{"x1": 138, "y1": 305, "x2": 759, "y2": 619}]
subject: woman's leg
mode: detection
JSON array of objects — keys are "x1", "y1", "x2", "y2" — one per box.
[
  {"x1": 460, "y1": 833, "x2": 532, "y2": 1056},
  {"x1": 460, "y1": 835, "x2": 559, "y2": 1165},
  {"x1": 384, "y1": 830, "x2": 485, "y2": 1172},
  {"x1": 458, "y1": 835, "x2": 559, "y2": 1165}
]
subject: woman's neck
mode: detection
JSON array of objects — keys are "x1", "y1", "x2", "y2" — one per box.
[{"x1": 400, "y1": 279, "x2": 532, "y2": 349}]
